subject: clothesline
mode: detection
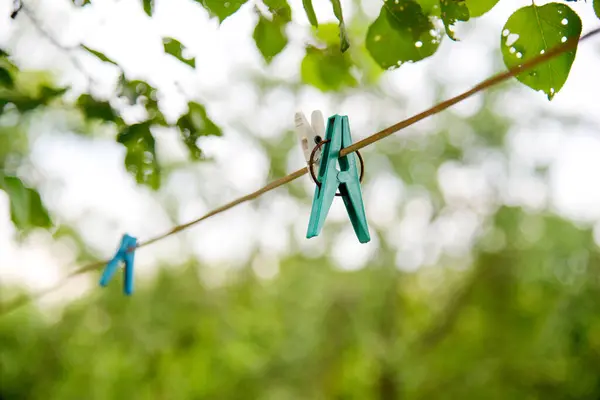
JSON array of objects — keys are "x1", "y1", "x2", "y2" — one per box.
[{"x1": 2, "y1": 26, "x2": 599, "y2": 316}]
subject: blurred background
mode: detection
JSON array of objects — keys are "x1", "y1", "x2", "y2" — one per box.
[{"x1": 1, "y1": 0, "x2": 600, "y2": 398}]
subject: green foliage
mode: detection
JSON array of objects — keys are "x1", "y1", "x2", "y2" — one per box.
[
  {"x1": 415, "y1": 0, "x2": 440, "y2": 15},
  {"x1": 117, "y1": 122, "x2": 161, "y2": 189},
  {"x1": 0, "y1": 67, "x2": 14, "y2": 88},
  {"x1": 196, "y1": 0, "x2": 248, "y2": 23},
  {"x1": 366, "y1": 1, "x2": 442, "y2": 70},
  {"x1": 80, "y1": 45, "x2": 118, "y2": 66},
  {"x1": 0, "y1": 82, "x2": 66, "y2": 115},
  {"x1": 176, "y1": 101, "x2": 222, "y2": 160},
  {"x1": 163, "y1": 37, "x2": 196, "y2": 69},
  {"x1": 117, "y1": 75, "x2": 167, "y2": 126},
  {"x1": 142, "y1": 0, "x2": 154, "y2": 16},
  {"x1": 76, "y1": 94, "x2": 118, "y2": 122},
  {"x1": 0, "y1": 174, "x2": 51, "y2": 232},
  {"x1": 302, "y1": 0, "x2": 318, "y2": 27},
  {"x1": 329, "y1": 0, "x2": 350, "y2": 52},
  {"x1": 439, "y1": 0, "x2": 470, "y2": 41},
  {"x1": 301, "y1": 24, "x2": 357, "y2": 91},
  {"x1": 595, "y1": 0, "x2": 600, "y2": 19},
  {"x1": 253, "y1": 1, "x2": 291, "y2": 63},
  {"x1": 264, "y1": 0, "x2": 291, "y2": 20},
  {"x1": 500, "y1": 3, "x2": 582, "y2": 100},
  {"x1": 2, "y1": 210, "x2": 600, "y2": 398},
  {"x1": 464, "y1": 0, "x2": 499, "y2": 17}
]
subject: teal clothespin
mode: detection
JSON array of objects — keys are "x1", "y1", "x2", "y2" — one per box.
[
  {"x1": 99, "y1": 234, "x2": 137, "y2": 295},
  {"x1": 306, "y1": 115, "x2": 370, "y2": 243}
]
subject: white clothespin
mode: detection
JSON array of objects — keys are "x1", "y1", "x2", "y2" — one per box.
[{"x1": 295, "y1": 110, "x2": 325, "y2": 170}]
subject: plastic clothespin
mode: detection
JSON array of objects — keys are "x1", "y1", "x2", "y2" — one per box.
[
  {"x1": 99, "y1": 234, "x2": 138, "y2": 295},
  {"x1": 306, "y1": 115, "x2": 370, "y2": 243},
  {"x1": 295, "y1": 110, "x2": 325, "y2": 169}
]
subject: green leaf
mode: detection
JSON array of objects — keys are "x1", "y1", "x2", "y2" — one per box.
[
  {"x1": 195, "y1": 0, "x2": 248, "y2": 22},
  {"x1": 302, "y1": 0, "x2": 318, "y2": 27},
  {"x1": 440, "y1": 0, "x2": 470, "y2": 40},
  {"x1": 162, "y1": 37, "x2": 195, "y2": 68},
  {"x1": 416, "y1": 0, "x2": 440, "y2": 16},
  {"x1": 117, "y1": 122, "x2": 161, "y2": 189},
  {"x1": 300, "y1": 23, "x2": 356, "y2": 91},
  {"x1": 464, "y1": 0, "x2": 499, "y2": 17},
  {"x1": 0, "y1": 174, "x2": 51, "y2": 232},
  {"x1": 0, "y1": 67, "x2": 14, "y2": 88},
  {"x1": 142, "y1": 0, "x2": 154, "y2": 16},
  {"x1": 253, "y1": 1, "x2": 291, "y2": 63},
  {"x1": 80, "y1": 45, "x2": 118, "y2": 66},
  {"x1": 253, "y1": 12, "x2": 289, "y2": 63},
  {"x1": 594, "y1": 0, "x2": 600, "y2": 19},
  {"x1": 76, "y1": 94, "x2": 118, "y2": 122},
  {"x1": 264, "y1": 0, "x2": 292, "y2": 21},
  {"x1": 500, "y1": 3, "x2": 582, "y2": 100},
  {"x1": 118, "y1": 75, "x2": 148, "y2": 105},
  {"x1": 384, "y1": 0, "x2": 430, "y2": 35},
  {"x1": 2, "y1": 85, "x2": 68, "y2": 114},
  {"x1": 301, "y1": 47, "x2": 356, "y2": 92},
  {"x1": 366, "y1": 1, "x2": 442, "y2": 70},
  {"x1": 72, "y1": 0, "x2": 91, "y2": 5},
  {"x1": 177, "y1": 102, "x2": 222, "y2": 160},
  {"x1": 39, "y1": 86, "x2": 68, "y2": 102},
  {"x1": 117, "y1": 75, "x2": 167, "y2": 126},
  {"x1": 330, "y1": 0, "x2": 350, "y2": 52}
]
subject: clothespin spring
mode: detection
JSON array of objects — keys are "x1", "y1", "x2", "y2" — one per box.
[{"x1": 308, "y1": 138, "x2": 365, "y2": 197}]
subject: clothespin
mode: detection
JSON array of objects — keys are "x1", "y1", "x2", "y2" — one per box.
[
  {"x1": 306, "y1": 115, "x2": 370, "y2": 243},
  {"x1": 99, "y1": 234, "x2": 137, "y2": 295},
  {"x1": 295, "y1": 110, "x2": 325, "y2": 170}
]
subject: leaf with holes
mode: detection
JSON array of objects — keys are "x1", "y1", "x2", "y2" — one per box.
[
  {"x1": 302, "y1": 0, "x2": 318, "y2": 27},
  {"x1": 0, "y1": 174, "x2": 52, "y2": 232},
  {"x1": 500, "y1": 3, "x2": 582, "y2": 100},
  {"x1": 163, "y1": 38, "x2": 195, "y2": 68},
  {"x1": 117, "y1": 122, "x2": 161, "y2": 189},
  {"x1": 196, "y1": 0, "x2": 248, "y2": 23},
  {"x1": 464, "y1": 0, "x2": 499, "y2": 17},
  {"x1": 301, "y1": 24, "x2": 357, "y2": 91},
  {"x1": 440, "y1": 0, "x2": 470, "y2": 40},
  {"x1": 330, "y1": 0, "x2": 350, "y2": 52},
  {"x1": 77, "y1": 94, "x2": 118, "y2": 122},
  {"x1": 367, "y1": 0, "x2": 442, "y2": 70},
  {"x1": 81, "y1": 45, "x2": 118, "y2": 66},
  {"x1": 177, "y1": 102, "x2": 222, "y2": 160},
  {"x1": 142, "y1": 0, "x2": 154, "y2": 16},
  {"x1": 595, "y1": 0, "x2": 600, "y2": 19}
]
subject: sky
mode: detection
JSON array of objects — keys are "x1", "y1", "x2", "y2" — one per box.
[{"x1": 0, "y1": 0, "x2": 599, "y2": 309}]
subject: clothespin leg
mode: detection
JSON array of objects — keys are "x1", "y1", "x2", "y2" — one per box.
[
  {"x1": 123, "y1": 262, "x2": 134, "y2": 295},
  {"x1": 306, "y1": 115, "x2": 343, "y2": 239},
  {"x1": 338, "y1": 116, "x2": 370, "y2": 243},
  {"x1": 339, "y1": 183, "x2": 371, "y2": 243},
  {"x1": 99, "y1": 258, "x2": 121, "y2": 287},
  {"x1": 123, "y1": 235, "x2": 137, "y2": 295}
]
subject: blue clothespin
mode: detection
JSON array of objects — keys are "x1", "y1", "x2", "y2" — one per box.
[
  {"x1": 306, "y1": 115, "x2": 370, "y2": 243},
  {"x1": 99, "y1": 234, "x2": 137, "y2": 295}
]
